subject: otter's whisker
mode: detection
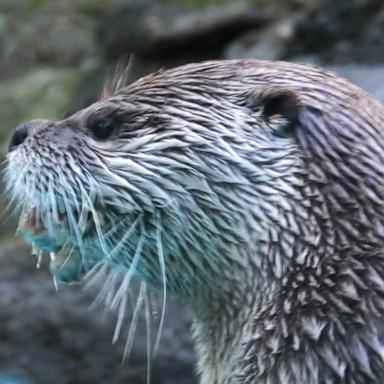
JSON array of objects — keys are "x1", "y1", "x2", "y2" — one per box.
[
  {"x1": 0, "y1": 157, "x2": 9, "y2": 171},
  {"x1": 36, "y1": 250, "x2": 43, "y2": 269},
  {"x1": 84, "y1": 262, "x2": 109, "y2": 291},
  {"x1": 65, "y1": 172, "x2": 85, "y2": 220},
  {"x1": 102, "y1": 54, "x2": 134, "y2": 99},
  {"x1": 45, "y1": 190, "x2": 54, "y2": 234},
  {"x1": 77, "y1": 185, "x2": 93, "y2": 234},
  {"x1": 58, "y1": 244, "x2": 75, "y2": 271},
  {"x1": 123, "y1": 281, "x2": 146, "y2": 363},
  {"x1": 144, "y1": 283, "x2": 152, "y2": 384},
  {"x1": 3, "y1": 200, "x2": 24, "y2": 227},
  {"x1": 112, "y1": 285, "x2": 128, "y2": 344},
  {"x1": 153, "y1": 212, "x2": 166, "y2": 355},
  {"x1": 85, "y1": 216, "x2": 140, "y2": 332},
  {"x1": 80, "y1": 183, "x2": 110, "y2": 257},
  {"x1": 61, "y1": 191, "x2": 89, "y2": 272},
  {"x1": 48, "y1": 177, "x2": 59, "y2": 224},
  {"x1": 110, "y1": 272, "x2": 131, "y2": 313},
  {"x1": 104, "y1": 214, "x2": 133, "y2": 239},
  {"x1": 109, "y1": 218, "x2": 145, "y2": 335},
  {"x1": 34, "y1": 203, "x2": 41, "y2": 231},
  {"x1": 4, "y1": 164, "x2": 29, "y2": 215},
  {"x1": 4, "y1": 191, "x2": 21, "y2": 218},
  {"x1": 87, "y1": 265, "x2": 120, "y2": 312},
  {"x1": 106, "y1": 214, "x2": 142, "y2": 264},
  {"x1": 115, "y1": 55, "x2": 134, "y2": 95},
  {"x1": 52, "y1": 274, "x2": 59, "y2": 292}
]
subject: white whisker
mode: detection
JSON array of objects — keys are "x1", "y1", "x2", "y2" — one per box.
[
  {"x1": 144, "y1": 283, "x2": 152, "y2": 384},
  {"x1": 106, "y1": 214, "x2": 142, "y2": 263},
  {"x1": 123, "y1": 281, "x2": 145, "y2": 363},
  {"x1": 153, "y1": 211, "x2": 166, "y2": 355},
  {"x1": 87, "y1": 266, "x2": 120, "y2": 312},
  {"x1": 58, "y1": 243, "x2": 76, "y2": 271},
  {"x1": 112, "y1": 288, "x2": 128, "y2": 344},
  {"x1": 109, "y1": 218, "x2": 145, "y2": 337},
  {"x1": 53, "y1": 275, "x2": 59, "y2": 291},
  {"x1": 79, "y1": 183, "x2": 110, "y2": 257}
]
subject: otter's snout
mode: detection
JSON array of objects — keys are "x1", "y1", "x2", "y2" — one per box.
[{"x1": 8, "y1": 122, "x2": 31, "y2": 152}]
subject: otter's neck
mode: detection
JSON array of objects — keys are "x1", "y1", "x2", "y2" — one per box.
[
  {"x1": 183, "y1": 233, "x2": 327, "y2": 383},
  {"x1": 188, "y1": 259, "x2": 280, "y2": 384},
  {"x1": 192, "y1": 271, "x2": 290, "y2": 384}
]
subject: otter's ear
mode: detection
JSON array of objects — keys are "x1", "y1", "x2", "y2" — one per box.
[{"x1": 248, "y1": 88, "x2": 299, "y2": 138}]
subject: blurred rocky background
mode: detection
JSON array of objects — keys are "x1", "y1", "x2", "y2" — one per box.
[{"x1": 0, "y1": 0, "x2": 383, "y2": 383}]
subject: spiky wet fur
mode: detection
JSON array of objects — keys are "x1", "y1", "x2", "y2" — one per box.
[{"x1": 5, "y1": 60, "x2": 384, "y2": 383}]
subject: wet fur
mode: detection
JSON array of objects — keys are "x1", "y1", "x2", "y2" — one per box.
[{"x1": 5, "y1": 60, "x2": 384, "y2": 383}]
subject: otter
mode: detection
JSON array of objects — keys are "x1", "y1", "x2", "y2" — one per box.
[{"x1": 5, "y1": 60, "x2": 384, "y2": 383}]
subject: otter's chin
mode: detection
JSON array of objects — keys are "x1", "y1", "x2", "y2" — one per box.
[
  {"x1": 17, "y1": 210, "x2": 85, "y2": 283},
  {"x1": 49, "y1": 247, "x2": 84, "y2": 283}
]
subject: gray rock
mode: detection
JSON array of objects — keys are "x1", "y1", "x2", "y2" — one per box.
[
  {"x1": 224, "y1": 20, "x2": 294, "y2": 60},
  {"x1": 0, "y1": 9, "x2": 97, "y2": 80},
  {"x1": 0, "y1": 63, "x2": 97, "y2": 158},
  {"x1": 328, "y1": 65, "x2": 384, "y2": 102},
  {"x1": 99, "y1": 0, "x2": 265, "y2": 59},
  {"x1": 291, "y1": 0, "x2": 384, "y2": 64}
]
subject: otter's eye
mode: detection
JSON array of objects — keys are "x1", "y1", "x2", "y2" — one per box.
[
  {"x1": 272, "y1": 121, "x2": 296, "y2": 138},
  {"x1": 90, "y1": 117, "x2": 116, "y2": 140}
]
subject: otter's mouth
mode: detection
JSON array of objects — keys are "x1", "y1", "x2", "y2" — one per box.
[{"x1": 17, "y1": 208, "x2": 85, "y2": 284}]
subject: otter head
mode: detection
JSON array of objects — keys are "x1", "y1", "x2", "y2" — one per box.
[
  {"x1": 5, "y1": 64, "x2": 296, "y2": 294},
  {"x1": 5, "y1": 60, "x2": 384, "y2": 322}
]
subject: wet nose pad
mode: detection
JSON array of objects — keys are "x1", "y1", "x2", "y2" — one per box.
[{"x1": 8, "y1": 122, "x2": 32, "y2": 152}]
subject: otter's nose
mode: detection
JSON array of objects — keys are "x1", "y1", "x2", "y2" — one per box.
[{"x1": 8, "y1": 122, "x2": 31, "y2": 152}]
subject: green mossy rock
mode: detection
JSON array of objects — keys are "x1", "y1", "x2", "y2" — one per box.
[{"x1": 0, "y1": 63, "x2": 97, "y2": 158}]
